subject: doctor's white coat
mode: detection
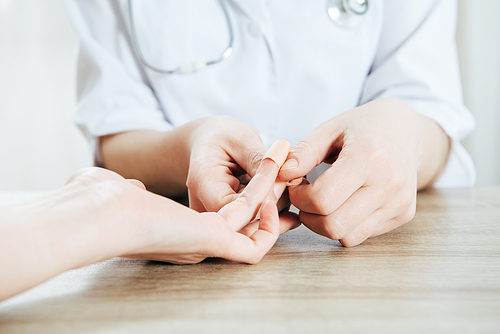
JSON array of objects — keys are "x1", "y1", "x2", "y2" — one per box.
[{"x1": 65, "y1": 0, "x2": 475, "y2": 187}]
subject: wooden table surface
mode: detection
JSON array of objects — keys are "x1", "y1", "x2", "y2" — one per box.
[{"x1": 0, "y1": 188, "x2": 499, "y2": 333}]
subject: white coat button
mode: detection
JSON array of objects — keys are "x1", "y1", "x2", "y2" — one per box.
[{"x1": 248, "y1": 21, "x2": 265, "y2": 37}]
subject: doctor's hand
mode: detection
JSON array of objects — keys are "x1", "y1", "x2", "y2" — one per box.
[
  {"x1": 187, "y1": 116, "x2": 291, "y2": 221},
  {"x1": 279, "y1": 98, "x2": 450, "y2": 246}
]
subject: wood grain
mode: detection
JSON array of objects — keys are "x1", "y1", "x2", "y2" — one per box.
[{"x1": 0, "y1": 188, "x2": 499, "y2": 333}]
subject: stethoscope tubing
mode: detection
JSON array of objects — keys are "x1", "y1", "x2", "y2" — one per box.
[
  {"x1": 128, "y1": 0, "x2": 367, "y2": 74},
  {"x1": 128, "y1": 0, "x2": 234, "y2": 74}
]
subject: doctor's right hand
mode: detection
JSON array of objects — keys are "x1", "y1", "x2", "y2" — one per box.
[
  {"x1": 100, "y1": 115, "x2": 293, "y2": 233},
  {"x1": 186, "y1": 116, "x2": 290, "y2": 218}
]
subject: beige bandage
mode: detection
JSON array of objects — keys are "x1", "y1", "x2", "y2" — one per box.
[
  {"x1": 287, "y1": 177, "x2": 303, "y2": 186},
  {"x1": 263, "y1": 139, "x2": 291, "y2": 168}
]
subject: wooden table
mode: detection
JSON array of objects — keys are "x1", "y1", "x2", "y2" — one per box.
[{"x1": 1, "y1": 188, "x2": 499, "y2": 333}]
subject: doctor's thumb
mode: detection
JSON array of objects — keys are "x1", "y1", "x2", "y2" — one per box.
[{"x1": 278, "y1": 140, "x2": 322, "y2": 183}]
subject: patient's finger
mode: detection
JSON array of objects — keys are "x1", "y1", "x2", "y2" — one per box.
[
  {"x1": 220, "y1": 200, "x2": 280, "y2": 264},
  {"x1": 218, "y1": 140, "x2": 290, "y2": 230},
  {"x1": 218, "y1": 159, "x2": 279, "y2": 230},
  {"x1": 238, "y1": 221, "x2": 260, "y2": 237},
  {"x1": 238, "y1": 211, "x2": 301, "y2": 237}
]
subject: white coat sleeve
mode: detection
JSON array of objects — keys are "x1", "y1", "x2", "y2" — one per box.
[
  {"x1": 65, "y1": 0, "x2": 172, "y2": 165},
  {"x1": 360, "y1": 0, "x2": 475, "y2": 187}
]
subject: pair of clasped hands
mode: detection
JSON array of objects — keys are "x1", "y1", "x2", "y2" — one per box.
[
  {"x1": 91, "y1": 98, "x2": 447, "y2": 271},
  {"x1": 125, "y1": 97, "x2": 440, "y2": 264},
  {"x1": 186, "y1": 98, "x2": 430, "y2": 252}
]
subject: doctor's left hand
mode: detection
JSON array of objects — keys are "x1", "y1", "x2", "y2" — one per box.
[{"x1": 278, "y1": 98, "x2": 450, "y2": 246}]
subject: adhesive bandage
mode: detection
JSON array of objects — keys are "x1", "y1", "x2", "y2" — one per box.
[
  {"x1": 263, "y1": 139, "x2": 291, "y2": 168},
  {"x1": 287, "y1": 177, "x2": 303, "y2": 186}
]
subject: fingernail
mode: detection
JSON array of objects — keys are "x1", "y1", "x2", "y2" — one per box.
[
  {"x1": 286, "y1": 177, "x2": 303, "y2": 186},
  {"x1": 273, "y1": 182, "x2": 285, "y2": 199},
  {"x1": 281, "y1": 159, "x2": 298, "y2": 171}
]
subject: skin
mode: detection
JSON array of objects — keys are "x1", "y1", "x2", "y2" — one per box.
[
  {"x1": 0, "y1": 159, "x2": 300, "y2": 301},
  {"x1": 102, "y1": 116, "x2": 277, "y2": 210},
  {"x1": 101, "y1": 98, "x2": 450, "y2": 246},
  {"x1": 279, "y1": 98, "x2": 450, "y2": 246}
]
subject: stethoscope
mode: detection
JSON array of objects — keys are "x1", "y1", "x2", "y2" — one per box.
[{"x1": 128, "y1": 0, "x2": 368, "y2": 75}]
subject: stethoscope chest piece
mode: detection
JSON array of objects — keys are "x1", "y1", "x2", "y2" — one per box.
[{"x1": 328, "y1": 0, "x2": 368, "y2": 29}]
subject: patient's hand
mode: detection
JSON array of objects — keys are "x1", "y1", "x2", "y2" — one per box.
[
  {"x1": 0, "y1": 156, "x2": 299, "y2": 300},
  {"x1": 117, "y1": 156, "x2": 299, "y2": 264},
  {"x1": 70, "y1": 159, "x2": 297, "y2": 264}
]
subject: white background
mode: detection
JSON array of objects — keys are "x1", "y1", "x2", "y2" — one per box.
[{"x1": 0, "y1": 0, "x2": 499, "y2": 191}]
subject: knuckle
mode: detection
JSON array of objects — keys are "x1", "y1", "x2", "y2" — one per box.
[
  {"x1": 400, "y1": 205, "x2": 416, "y2": 223},
  {"x1": 212, "y1": 116, "x2": 261, "y2": 143},
  {"x1": 246, "y1": 255, "x2": 261, "y2": 265},
  {"x1": 339, "y1": 235, "x2": 360, "y2": 248},
  {"x1": 312, "y1": 192, "x2": 334, "y2": 215},
  {"x1": 403, "y1": 190, "x2": 417, "y2": 208},
  {"x1": 210, "y1": 115, "x2": 236, "y2": 125},
  {"x1": 395, "y1": 188, "x2": 416, "y2": 211},
  {"x1": 204, "y1": 116, "x2": 246, "y2": 138},
  {"x1": 323, "y1": 217, "x2": 348, "y2": 240},
  {"x1": 185, "y1": 175, "x2": 195, "y2": 189},
  {"x1": 185, "y1": 169, "x2": 202, "y2": 190},
  {"x1": 248, "y1": 149, "x2": 264, "y2": 172},
  {"x1": 356, "y1": 135, "x2": 383, "y2": 161},
  {"x1": 218, "y1": 115, "x2": 235, "y2": 122},
  {"x1": 384, "y1": 173, "x2": 407, "y2": 190},
  {"x1": 293, "y1": 139, "x2": 314, "y2": 154},
  {"x1": 235, "y1": 193, "x2": 253, "y2": 208},
  {"x1": 361, "y1": 135, "x2": 379, "y2": 153},
  {"x1": 292, "y1": 139, "x2": 323, "y2": 166}
]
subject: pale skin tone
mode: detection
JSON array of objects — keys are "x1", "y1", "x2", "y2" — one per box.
[
  {"x1": 103, "y1": 115, "x2": 291, "y2": 212},
  {"x1": 0, "y1": 157, "x2": 300, "y2": 301},
  {"x1": 102, "y1": 98, "x2": 450, "y2": 246}
]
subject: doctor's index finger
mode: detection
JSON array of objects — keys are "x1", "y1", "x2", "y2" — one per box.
[
  {"x1": 223, "y1": 134, "x2": 268, "y2": 178},
  {"x1": 187, "y1": 162, "x2": 241, "y2": 212},
  {"x1": 188, "y1": 136, "x2": 261, "y2": 211},
  {"x1": 218, "y1": 140, "x2": 290, "y2": 230},
  {"x1": 279, "y1": 119, "x2": 344, "y2": 182}
]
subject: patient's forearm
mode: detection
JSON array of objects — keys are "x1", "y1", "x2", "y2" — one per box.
[{"x1": 0, "y1": 183, "x2": 124, "y2": 301}]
